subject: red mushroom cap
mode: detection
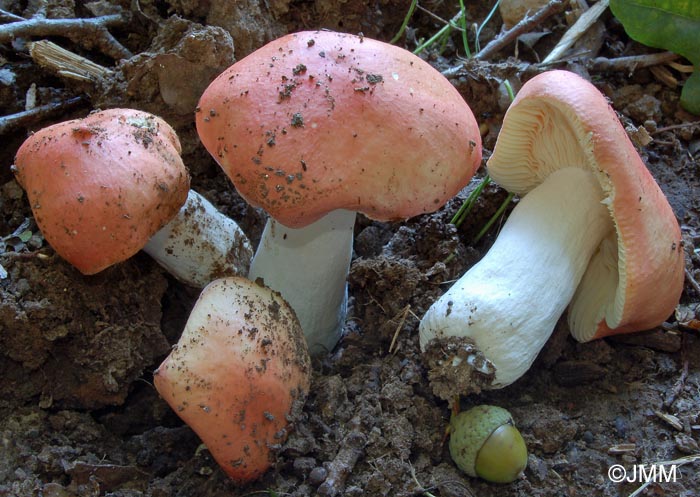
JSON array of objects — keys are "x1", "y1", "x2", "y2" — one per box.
[
  {"x1": 196, "y1": 30, "x2": 482, "y2": 229},
  {"x1": 487, "y1": 70, "x2": 684, "y2": 340},
  {"x1": 13, "y1": 108, "x2": 190, "y2": 274}
]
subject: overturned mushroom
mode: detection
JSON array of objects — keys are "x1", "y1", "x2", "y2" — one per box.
[
  {"x1": 196, "y1": 30, "x2": 482, "y2": 354},
  {"x1": 154, "y1": 277, "x2": 311, "y2": 483},
  {"x1": 12, "y1": 108, "x2": 252, "y2": 286},
  {"x1": 420, "y1": 70, "x2": 684, "y2": 396}
]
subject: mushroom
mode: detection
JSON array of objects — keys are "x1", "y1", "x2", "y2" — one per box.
[
  {"x1": 196, "y1": 30, "x2": 482, "y2": 354},
  {"x1": 12, "y1": 108, "x2": 253, "y2": 287},
  {"x1": 419, "y1": 70, "x2": 685, "y2": 395},
  {"x1": 154, "y1": 276, "x2": 311, "y2": 483}
]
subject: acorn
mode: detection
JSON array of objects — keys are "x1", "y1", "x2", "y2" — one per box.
[{"x1": 448, "y1": 405, "x2": 527, "y2": 483}]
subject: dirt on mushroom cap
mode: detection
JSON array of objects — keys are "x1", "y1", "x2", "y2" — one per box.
[
  {"x1": 12, "y1": 108, "x2": 190, "y2": 274},
  {"x1": 153, "y1": 277, "x2": 311, "y2": 483},
  {"x1": 196, "y1": 30, "x2": 482, "y2": 228}
]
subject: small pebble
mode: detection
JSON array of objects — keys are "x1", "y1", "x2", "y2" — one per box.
[{"x1": 309, "y1": 466, "x2": 328, "y2": 486}]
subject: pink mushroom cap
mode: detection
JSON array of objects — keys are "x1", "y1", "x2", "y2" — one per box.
[
  {"x1": 196, "y1": 30, "x2": 482, "y2": 229},
  {"x1": 13, "y1": 108, "x2": 190, "y2": 274}
]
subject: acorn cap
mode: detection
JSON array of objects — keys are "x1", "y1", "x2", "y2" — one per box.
[
  {"x1": 486, "y1": 70, "x2": 684, "y2": 341},
  {"x1": 196, "y1": 30, "x2": 482, "y2": 229}
]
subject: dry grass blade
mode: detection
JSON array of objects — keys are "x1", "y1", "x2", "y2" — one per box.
[{"x1": 388, "y1": 305, "x2": 419, "y2": 354}]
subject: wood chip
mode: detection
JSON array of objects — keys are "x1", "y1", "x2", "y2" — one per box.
[
  {"x1": 655, "y1": 410, "x2": 684, "y2": 431},
  {"x1": 29, "y1": 40, "x2": 113, "y2": 81},
  {"x1": 608, "y1": 443, "x2": 636, "y2": 454},
  {"x1": 649, "y1": 64, "x2": 678, "y2": 88}
]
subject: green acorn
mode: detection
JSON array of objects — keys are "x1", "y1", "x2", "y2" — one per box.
[{"x1": 448, "y1": 405, "x2": 527, "y2": 483}]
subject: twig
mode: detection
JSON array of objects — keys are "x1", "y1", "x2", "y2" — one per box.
[
  {"x1": 685, "y1": 267, "x2": 700, "y2": 296},
  {"x1": 0, "y1": 13, "x2": 132, "y2": 60},
  {"x1": 415, "y1": 4, "x2": 467, "y2": 33},
  {"x1": 316, "y1": 426, "x2": 367, "y2": 496},
  {"x1": 475, "y1": 0, "x2": 567, "y2": 61},
  {"x1": 542, "y1": 0, "x2": 609, "y2": 64},
  {"x1": 652, "y1": 120, "x2": 700, "y2": 135},
  {"x1": 0, "y1": 95, "x2": 86, "y2": 135},
  {"x1": 663, "y1": 358, "x2": 689, "y2": 409},
  {"x1": 0, "y1": 8, "x2": 25, "y2": 22},
  {"x1": 414, "y1": 10, "x2": 466, "y2": 55},
  {"x1": 587, "y1": 51, "x2": 680, "y2": 73}
]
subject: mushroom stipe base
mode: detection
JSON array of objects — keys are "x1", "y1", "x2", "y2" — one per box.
[{"x1": 422, "y1": 336, "x2": 496, "y2": 405}]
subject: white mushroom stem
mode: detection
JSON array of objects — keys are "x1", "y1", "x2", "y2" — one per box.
[
  {"x1": 419, "y1": 167, "x2": 612, "y2": 388},
  {"x1": 248, "y1": 209, "x2": 356, "y2": 356},
  {"x1": 144, "y1": 190, "x2": 253, "y2": 287}
]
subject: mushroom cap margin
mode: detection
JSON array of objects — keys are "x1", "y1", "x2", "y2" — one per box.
[{"x1": 486, "y1": 70, "x2": 684, "y2": 340}]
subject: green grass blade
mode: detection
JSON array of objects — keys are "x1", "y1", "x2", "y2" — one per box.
[{"x1": 390, "y1": 0, "x2": 418, "y2": 44}]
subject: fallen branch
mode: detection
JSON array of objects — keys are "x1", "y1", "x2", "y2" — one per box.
[
  {"x1": 475, "y1": 0, "x2": 567, "y2": 61},
  {"x1": 0, "y1": 95, "x2": 86, "y2": 135},
  {"x1": 0, "y1": 13, "x2": 132, "y2": 60}
]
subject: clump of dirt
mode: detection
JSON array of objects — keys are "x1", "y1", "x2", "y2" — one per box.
[
  {"x1": 0, "y1": 253, "x2": 169, "y2": 409},
  {"x1": 1, "y1": 1, "x2": 700, "y2": 497},
  {"x1": 100, "y1": 16, "x2": 237, "y2": 127}
]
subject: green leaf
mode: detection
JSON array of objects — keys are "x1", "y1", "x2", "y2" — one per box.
[{"x1": 610, "y1": 0, "x2": 700, "y2": 114}]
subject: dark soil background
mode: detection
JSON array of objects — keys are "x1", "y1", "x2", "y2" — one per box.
[{"x1": 1, "y1": 1, "x2": 699, "y2": 496}]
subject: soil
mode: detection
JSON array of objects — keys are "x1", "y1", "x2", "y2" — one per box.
[{"x1": 1, "y1": 1, "x2": 700, "y2": 497}]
